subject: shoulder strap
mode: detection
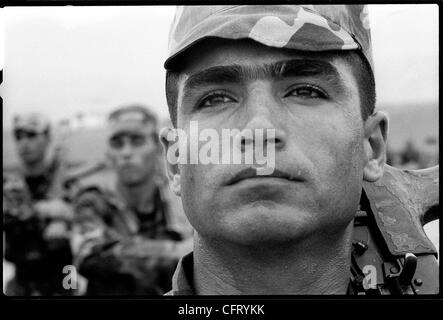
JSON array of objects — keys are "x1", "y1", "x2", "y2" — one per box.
[
  {"x1": 362, "y1": 165, "x2": 438, "y2": 257},
  {"x1": 350, "y1": 186, "x2": 439, "y2": 295}
]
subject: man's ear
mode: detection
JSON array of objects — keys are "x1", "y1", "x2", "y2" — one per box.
[
  {"x1": 363, "y1": 111, "x2": 389, "y2": 182},
  {"x1": 159, "y1": 127, "x2": 182, "y2": 196}
]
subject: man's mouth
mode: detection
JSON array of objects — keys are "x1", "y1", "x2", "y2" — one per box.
[
  {"x1": 120, "y1": 164, "x2": 138, "y2": 172},
  {"x1": 20, "y1": 150, "x2": 33, "y2": 157},
  {"x1": 226, "y1": 167, "x2": 304, "y2": 186}
]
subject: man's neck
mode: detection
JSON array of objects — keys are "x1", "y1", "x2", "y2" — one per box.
[
  {"x1": 193, "y1": 222, "x2": 354, "y2": 295},
  {"x1": 117, "y1": 178, "x2": 157, "y2": 213}
]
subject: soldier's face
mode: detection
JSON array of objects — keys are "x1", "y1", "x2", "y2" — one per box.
[
  {"x1": 14, "y1": 130, "x2": 49, "y2": 165},
  {"x1": 107, "y1": 124, "x2": 158, "y2": 186},
  {"x1": 163, "y1": 39, "x2": 378, "y2": 245}
]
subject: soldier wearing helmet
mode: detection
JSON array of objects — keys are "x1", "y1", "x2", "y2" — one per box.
[
  {"x1": 70, "y1": 104, "x2": 192, "y2": 295},
  {"x1": 12, "y1": 113, "x2": 57, "y2": 199},
  {"x1": 160, "y1": 5, "x2": 438, "y2": 295}
]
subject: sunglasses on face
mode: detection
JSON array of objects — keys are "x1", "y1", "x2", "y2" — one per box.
[{"x1": 14, "y1": 130, "x2": 39, "y2": 141}]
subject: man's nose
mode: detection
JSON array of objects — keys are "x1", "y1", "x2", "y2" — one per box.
[
  {"x1": 120, "y1": 141, "x2": 134, "y2": 158},
  {"x1": 17, "y1": 139, "x2": 30, "y2": 149},
  {"x1": 239, "y1": 86, "x2": 286, "y2": 151}
]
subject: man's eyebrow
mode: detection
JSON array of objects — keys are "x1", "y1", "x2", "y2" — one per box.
[
  {"x1": 275, "y1": 59, "x2": 341, "y2": 82},
  {"x1": 276, "y1": 59, "x2": 349, "y2": 96},
  {"x1": 183, "y1": 65, "x2": 243, "y2": 92},
  {"x1": 182, "y1": 59, "x2": 348, "y2": 96}
]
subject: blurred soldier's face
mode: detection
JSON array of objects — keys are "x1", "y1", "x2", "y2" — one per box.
[
  {"x1": 107, "y1": 122, "x2": 158, "y2": 186},
  {"x1": 162, "y1": 39, "x2": 386, "y2": 246},
  {"x1": 14, "y1": 130, "x2": 49, "y2": 166}
]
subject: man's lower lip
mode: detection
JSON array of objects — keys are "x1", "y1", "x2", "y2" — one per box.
[
  {"x1": 229, "y1": 177, "x2": 298, "y2": 186},
  {"x1": 121, "y1": 166, "x2": 136, "y2": 171}
]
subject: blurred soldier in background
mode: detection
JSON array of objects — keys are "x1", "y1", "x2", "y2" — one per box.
[
  {"x1": 3, "y1": 113, "x2": 74, "y2": 295},
  {"x1": 70, "y1": 104, "x2": 192, "y2": 295}
]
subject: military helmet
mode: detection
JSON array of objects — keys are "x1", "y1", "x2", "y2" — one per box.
[{"x1": 165, "y1": 5, "x2": 373, "y2": 73}]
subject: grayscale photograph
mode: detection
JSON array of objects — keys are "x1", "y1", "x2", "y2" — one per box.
[{"x1": 1, "y1": 4, "x2": 439, "y2": 299}]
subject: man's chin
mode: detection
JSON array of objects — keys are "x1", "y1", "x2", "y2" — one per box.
[
  {"x1": 120, "y1": 175, "x2": 145, "y2": 186},
  {"x1": 21, "y1": 155, "x2": 40, "y2": 165},
  {"x1": 214, "y1": 203, "x2": 314, "y2": 245}
]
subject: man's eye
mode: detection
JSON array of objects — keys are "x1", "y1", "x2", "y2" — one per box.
[
  {"x1": 109, "y1": 138, "x2": 123, "y2": 149},
  {"x1": 286, "y1": 85, "x2": 327, "y2": 99},
  {"x1": 199, "y1": 93, "x2": 236, "y2": 108},
  {"x1": 130, "y1": 136, "x2": 146, "y2": 147}
]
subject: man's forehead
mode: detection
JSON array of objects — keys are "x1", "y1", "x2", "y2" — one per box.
[
  {"x1": 107, "y1": 126, "x2": 155, "y2": 142},
  {"x1": 13, "y1": 113, "x2": 50, "y2": 133},
  {"x1": 175, "y1": 41, "x2": 357, "y2": 116},
  {"x1": 178, "y1": 54, "x2": 349, "y2": 98},
  {"x1": 107, "y1": 111, "x2": 156, "y2": 139},
  {"x1": 179, "y1": 39, "x2": 344, "y2": 81},
  {"x1": 109, "y1": 110, "x2": 147, "y2": 123}
]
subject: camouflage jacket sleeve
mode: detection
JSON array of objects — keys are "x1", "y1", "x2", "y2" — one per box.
[
  {"x1": 71, "y1": 187, "x2": 192, "y2": 281},
  {"x1": 3, "y1": 196, "x2": 71, "y2": 265},
  {"x1": 71, "y1": 187, "x2": 119, "y2": 278}
]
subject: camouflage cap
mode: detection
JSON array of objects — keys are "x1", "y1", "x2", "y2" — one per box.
[
  {"x1": 165, "y1": 5, "x2": 373, "y2": 72},
  {"x1": 13, "y1": 112, "x2": 50, "y2": 133},
  {"x1": 107, "y1": 105, "x2": 158, "y2": 139}
]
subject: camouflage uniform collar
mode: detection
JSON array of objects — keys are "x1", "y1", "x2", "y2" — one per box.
[
  {"x1": 111, "y1": 183, "x2": 168, "y2": 235},
  {"x1": 168, "y1": 251, "x2": 355, "y2": 295},
  {"x1": 168, "y1": 252, "x2": 196, "y2": 295},
  {"x1": 115, "y1": 180, "x2": 157, "y2": 215},
  {"x1": 21, "y1": 153, "x2": 57, "y2": 177}
]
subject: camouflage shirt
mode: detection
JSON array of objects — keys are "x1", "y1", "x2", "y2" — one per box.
[{"x1": 71, "y1": 171, "x2": 192, "y2": 295}]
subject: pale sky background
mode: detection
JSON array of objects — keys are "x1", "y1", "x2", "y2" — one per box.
[{"x1": 0, "y1": 4, "x2": 439, "y2": 128}]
